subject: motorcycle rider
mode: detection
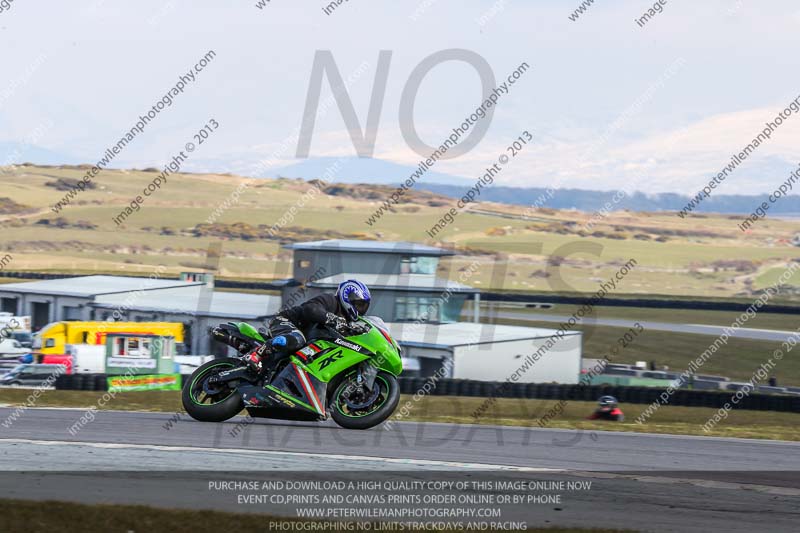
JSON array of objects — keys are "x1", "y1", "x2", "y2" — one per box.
[{"x1": 212, "y1": 279, "x2": 371, "y2": 375}]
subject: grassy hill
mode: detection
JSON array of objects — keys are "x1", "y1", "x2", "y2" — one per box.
[{"x1": 2, "y1": 163, "x2": 799, "y2": 301}]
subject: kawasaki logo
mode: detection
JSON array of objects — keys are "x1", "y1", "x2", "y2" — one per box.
[{"x1": 334, "y1": 338, "x2": 362, "y2": 352}]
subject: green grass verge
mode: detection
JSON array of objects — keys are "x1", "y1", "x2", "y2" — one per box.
[
  {"x1": 1, "y1": 390, "x2": 798, "y2": 442},
  {"x1": 0, "y1": 499, "x2": 632, "y2": 533},
  {"x1": 396, "y1": 395, "x2": 800, "y2": 442}
]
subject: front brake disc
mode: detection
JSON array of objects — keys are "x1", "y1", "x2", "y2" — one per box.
[{"x1": 343, "y1": 382, "x2": 381, "y2": 410}]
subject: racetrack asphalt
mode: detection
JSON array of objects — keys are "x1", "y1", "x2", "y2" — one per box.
[{"x1": 1, "y1": 408, "x2": 799, "y2": 532}]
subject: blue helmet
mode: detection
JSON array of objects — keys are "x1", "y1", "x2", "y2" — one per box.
[{"x1": 336, "y1": 279, "x2": 371, "y2": 321}]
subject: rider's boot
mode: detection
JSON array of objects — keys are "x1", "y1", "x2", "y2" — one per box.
[
  {"x1": 245, "y1": 349, "x2": 263, "y2": 374},
  {"x1": 245, "y1": 342, "x2": 272, "y2": 375}
]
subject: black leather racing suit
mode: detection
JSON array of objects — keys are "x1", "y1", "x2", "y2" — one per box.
[{"x1": 266, "y1": 293, "x2": 344, "y2": 356}]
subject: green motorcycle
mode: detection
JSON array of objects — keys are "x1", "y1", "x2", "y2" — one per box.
[{"x1": 182, "y1": 317, "x2": 403, "y2": 430}]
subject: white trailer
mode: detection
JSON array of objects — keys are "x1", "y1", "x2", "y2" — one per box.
[{"x1": 64, "y1": 344, "x2": 106, "y2": 374}]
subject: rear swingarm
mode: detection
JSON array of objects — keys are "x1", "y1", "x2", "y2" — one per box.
[{"x1": 206, "y1": 366, "x2": 255, "y2": 386}]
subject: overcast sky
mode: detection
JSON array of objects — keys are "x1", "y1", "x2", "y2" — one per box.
[{"x1": 1, "y1": 0, "x2": 800, "y2": 196}]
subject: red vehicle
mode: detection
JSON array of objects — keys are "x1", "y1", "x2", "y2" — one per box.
[{"x1": 42, "y1": 354, "x2": 73, "y2": 374}]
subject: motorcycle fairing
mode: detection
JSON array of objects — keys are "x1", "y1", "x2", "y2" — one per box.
[{"x1": 268, "y1": 360, "x2": 327, "y2": 416}]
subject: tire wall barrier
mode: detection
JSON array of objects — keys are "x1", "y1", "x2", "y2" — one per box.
[
  {"x1": 55, "y1": 374, "x2": 110, "y2": 391},
  {"x1": 53, "y1": 374, "x2": 800, "y2": 413},
  {"x1": 397, "y1": 378, "x2": 800, "y2": 413}
]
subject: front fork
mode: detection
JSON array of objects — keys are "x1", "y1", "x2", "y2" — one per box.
[{"x1": 355, "y1": 360, "x2": 379, "y2": 391}]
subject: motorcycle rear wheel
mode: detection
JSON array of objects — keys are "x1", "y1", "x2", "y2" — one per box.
[{"x1": 182, "y1": 358, "x2": 245, "y2": 422}]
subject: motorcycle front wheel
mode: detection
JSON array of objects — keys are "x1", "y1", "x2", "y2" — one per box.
[{"x1": 329, "y1": 371, "x2": 400, "y2": 430}]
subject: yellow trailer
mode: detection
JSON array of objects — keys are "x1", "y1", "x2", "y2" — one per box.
[{"x1": 33, "y1": 321, "x2": 185, "y2": 355}]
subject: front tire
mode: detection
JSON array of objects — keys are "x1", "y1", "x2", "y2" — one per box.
[
  {"x1": 330, "y1": 371, "x2": 400, "y2": 430},
  {"x1": 182, "y1": 358, "x2": 244, "y2": 422}
]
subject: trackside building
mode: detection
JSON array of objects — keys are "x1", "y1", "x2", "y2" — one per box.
[
  {"x1": 0, "y1": 274, "x2": 281, "y2": 356},
  {"x1": 385, "y1": 322, "x2": 581, "y2": 383}
]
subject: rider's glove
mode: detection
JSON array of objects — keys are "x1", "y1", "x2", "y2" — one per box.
[
  {"x1": 348, "y1": 321, "x2": 370, "y2": 334},
  {"x1": 325, "y1": 312, "x2": 347, "y2": 330}
]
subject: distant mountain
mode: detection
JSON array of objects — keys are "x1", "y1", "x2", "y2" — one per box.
[
  {"x1": 266, "y1": 156, "x2": 472, "y2": 186},
  {"x1": 6, "y1": 147, "x2": 798, "y2": 216},
  {"x1": 414, "y1": 183, "x2": 800, "y2": 216},
  {"x1": 259, "y1": 157, "x2": 800, "y2": 216},
  {"x1": 0, "y1": 142, "x2": 81, "y2": 168}
]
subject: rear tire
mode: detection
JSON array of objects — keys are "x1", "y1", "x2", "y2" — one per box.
[
  {"x1": 330, "y1": 371, "x2": 400, "y2": 430},
  {"x1": 182, "y1": 358, "x2": 244, "y2": 423}
]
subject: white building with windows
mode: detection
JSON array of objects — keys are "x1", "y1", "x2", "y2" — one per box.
[{"x1": 385, "y1": 322, "x2": 581, "y2": 383}]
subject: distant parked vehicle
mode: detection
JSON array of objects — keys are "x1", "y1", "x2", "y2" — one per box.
[
  {"x1": 0, "y1": 364, "x2": 65, "y2": 387},
  {"x1": 0, "y1": 338, "x2": 31, "y2": 356},
  {"x1": 0, "y1": 313, "x2": 32, "y2": 352},
  {"x1": 0, "y1": 363, "x2": 14, "y2": 376},
  {"x1": 10, "y1": 331, "x2": 33, "y2": 348}
]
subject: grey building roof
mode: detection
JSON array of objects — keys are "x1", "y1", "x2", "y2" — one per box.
[
  {"x1": 308, "y1": 273, "x2": 478, "y2": 293},
  {"x1": 284, "y1": 240, "x2": 455, "y2": 256},
  {"x1": 91, "y1": 286, "x2": 281, "y2": 319},
  {"x1": 0, "y1": 275, "x2": 203, "y2": 298},
  {"x1": 385, "y1": 322, "x2": 580, "y2": 349}
]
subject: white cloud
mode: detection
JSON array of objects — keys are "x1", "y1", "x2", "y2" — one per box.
[{"x1": 3, "y1": 0, "x2": 800, "y2": 197}]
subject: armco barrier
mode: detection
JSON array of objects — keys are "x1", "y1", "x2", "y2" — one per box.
[
  {"x1": 481, "y1": 290, "x2": 800, "y2": 315},
  {"x1": 52, "y1": 374, "x2": 800, "y2": 413}
]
